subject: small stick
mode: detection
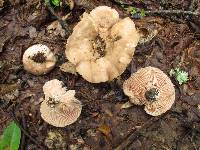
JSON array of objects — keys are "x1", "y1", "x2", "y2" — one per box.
[
  {"x1": 112, "y1": 0, "x2": 133, "y2": 6},
  {"x1": 145, "y1": 9, "x2": 199, "y2": 16},
  {"x1": 19, "y1": 113, "x2": 26, "y2": 150},
  {"x1": 11, "y1": 105, "x2": 46, "y2": 150},
  {"x1": 114, "y1": 117, "x2": 161, "y2": 150},
  {"x1": 112, "y1": 0, "x2": 199, "y2": 17}
]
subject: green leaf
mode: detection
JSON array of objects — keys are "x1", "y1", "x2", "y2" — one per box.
[
  {"x1": 176, "y1": 70, "x2": 188, "y2": 85},
  {"x1": 125, "y1": 6, "x2": 137, "y2": 16},
  {"x1": 51, "y1": 0, "x2": 60, "y2": 7},
  {"x1": 140, "y1": 9, "x2": 146, "y2": 17},
  {"x1": 170, "y1": 68, "x2": 189, "y2": 85},
  {"x1": 0, "y1": 121, "x2": 21, "y2": 150}
]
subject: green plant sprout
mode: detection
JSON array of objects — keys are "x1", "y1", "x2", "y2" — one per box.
[
  {"x1": 125, "y1": 6, "x2": 146, "y2": 18},
  {"x1": 51, "y1": 0, "x2": 60, "y2": 7},
  {"x1": 0, "y1": 121, "x2": 21, "y2": 150},
  {"x1": 45, "y1": 0, "x2": 60, "y2": 7},
  {"x1": 118, "y1": 1, "x2": 146, "y2": 18},
  {"x1": 125, "y1": 6, "x2": 137, "y2": 16},
  {"x1": 170, "y1": 68, "x2": 189, "y2": 85},
  {"x1": 140, "y1": 9, "x2": 146, "y2": 17}
]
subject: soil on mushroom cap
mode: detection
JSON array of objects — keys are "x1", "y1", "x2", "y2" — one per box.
[
  {"x1": 92, "y1": 35, "x2": 106, "y2": 58},
  {"x1": 30, "y1": 52, "x2": 47, "y2": 63}
]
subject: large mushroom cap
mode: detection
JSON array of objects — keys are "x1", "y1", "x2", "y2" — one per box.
[
  {"x1": 123, "y1": 66, "x2": 175, "y2": 116},
  {"x1": 90, "y1": 6, "x2": 119, "y2": 31},
  {"x1": 23, "y1": 44, "x2": 56, "y2": 75},
  {"x1": 66, "y1": 6, "x2": 140, "y2": 83},
  {"x1": 40, "y1": 79, "x2": 82, "y2": 127}
]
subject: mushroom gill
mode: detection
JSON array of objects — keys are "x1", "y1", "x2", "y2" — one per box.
[
  {"x1": 123, "y1": 66, "x2": 175, "y2": 116},
  {"x1": 40, "y1": 79, "x2": 82, "y2": 127}
]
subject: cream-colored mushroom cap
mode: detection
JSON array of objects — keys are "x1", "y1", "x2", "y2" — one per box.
[
  {"x1": 40, "y1": 79, "x2": 82, "y2": 127},
  {"x1": 66, "y1": 6, "x2": 140, "y2": 83},
  {"x1": 123, "y1": 66, "x2": 175, "y2": 116},
  {"x1": 23, "y1": 44, "x2": 56, "y2": 75}
]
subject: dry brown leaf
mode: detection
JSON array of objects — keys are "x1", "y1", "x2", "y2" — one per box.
[
  {"x1": 59, "y1": 62, "x2": 77, "y2": 75},
  {"x1": 98, "y1": 124, "x2": 111, "y2": 136},
  {"x1": 0, "y1": 83, "x2": 19, "y2": 105},
  {"x1": 44, "y1": 131, "x2": 67, "y2": 149},
  {"x1": 0, "y1": 83, "x2": 18, "y2": 97},
  {"x1": 121, "y1": 101, "x2": 133, "y2": 109},
  {"x1": 47, "y1": 21, "x2": 66, "y2": 38}
]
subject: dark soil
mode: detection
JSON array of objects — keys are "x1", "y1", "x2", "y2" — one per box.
[
  {"x1": 0, "y1": 0, "x2": 200, "y2": 150},
  {"x1": 30, "y1": 52, "x2": 46, "y2": 63}
]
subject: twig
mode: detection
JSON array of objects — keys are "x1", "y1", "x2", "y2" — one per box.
[
  {"x1": 114, "y1": 117, "x2": 161, "y2": 150},
  {"x1": 45, "y1": 0, "x2": 71, "y2": 36},
  {"x1": 145, "y1": 9, "x2": 199, "y2": 16},
  {"x1": 19, "y1": 113, "x2": 26, "y2": 150},
  {"x1": 11, "y1": 105, "x2": 46, "y2": 150},
  {"x1": 112, "y1": 0, "x2": 133, "y2": 6},
  {"x1": 189, "y1": 136, "x2": 198, "y2": 150}
]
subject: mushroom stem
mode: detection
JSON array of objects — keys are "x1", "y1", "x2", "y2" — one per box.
[{"x1": 145, "y1": 88, "x2": 159, "y2": 102}]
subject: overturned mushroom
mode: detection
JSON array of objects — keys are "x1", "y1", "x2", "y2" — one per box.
[
  {"x1": 123, "y1": 66, "x2": 175, "y2": 116},
  {"x1": 66, "y1": 6, "x2": 140, "y2": 83},
  {"x1": 40, "y1": 79, "x2": 82, "y2": 127},
  {"x1": 23, "y1": 44, "x2": 56, "y2": 75}
]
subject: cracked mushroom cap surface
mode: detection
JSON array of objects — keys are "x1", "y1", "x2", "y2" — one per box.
[
  {"x1": 23, "y1": 44, "x2": 56, "y2": 75},
  {"x1": 66, "y1": 6, "x2": 140, "y2": 83},
  {"x1": 123, "y1": 67, "x2": 175, "y2": 116},
  {"x1": 40, "y1": 79, "x2": 82, "y2": 127}
]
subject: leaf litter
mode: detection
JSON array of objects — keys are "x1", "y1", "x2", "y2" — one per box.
[{"x1": 0, "y1": 0, "x2": 200, "y2": 149}]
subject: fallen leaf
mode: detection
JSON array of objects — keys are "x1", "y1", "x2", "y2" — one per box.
[
  {"x1": 121, "y1": 101, "x2": 133, "y2": 109},
  {"x1": 0, "y1": 83, "x2": 19, "y2": 105},
  {"x1": 0, "y1": 83, "x2": 18, "y2": 97},
  {"x1": 29, "y1": 26, "x2": 37, "y2": 38},
  {"x1": 138, "y1": 28, "x2": 158, "y2": 44},
  {"x1": 59, "y1": 62, "x2": 77, "y2": 75},
  {"x1": 47, "y1": 21, "x2": 66, "y2": 38},
  {"x1": 98, "y1": 124, "x2": 111, "y2": 137},
  {"x1": 44, "y1": 131, "x2": 66, "y2": 149},
  {"x1": 0, "y1": 121, "x2": 21, "y2": 150}
]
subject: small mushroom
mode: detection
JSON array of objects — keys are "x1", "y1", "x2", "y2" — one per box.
[
  {"x1": 22, "y1": 44, "x2": 56, "y2": 75},
  {"x1": 123, "y1": 66, "x2": 175, "y2": 116},
  {"x1": 66, "y1": 6, "x2": 140, "y2": 83},
  {"x1": 40, "y1": 79, "x2": 82, "y2": 127}
]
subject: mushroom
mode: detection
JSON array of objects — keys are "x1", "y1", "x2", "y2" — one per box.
[
  {"x1": 123, "y1": 66, "x2": 175, "y2": 116},
  {"x1": 66, "y1": 6, "x2": 140, "y2": 83},
  {"x1": 40, "y1": 79, "x2": 82, "y2": 127},
  {"x1": 23, "y1": 44, "x2": 56, "y2": 75}
]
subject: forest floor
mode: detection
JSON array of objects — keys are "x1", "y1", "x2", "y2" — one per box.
[{"x1": 0, "y1": 0, "x2": 200, "y2": 149}]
